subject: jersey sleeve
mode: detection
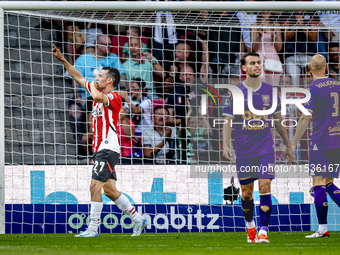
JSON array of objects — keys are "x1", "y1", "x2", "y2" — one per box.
[
  {"x1": 85, "y1": 81, "x2": 91, "y2": 93},
  {"x1": 222, "y1": 91, "x2": 234, "y2": 117},
  {"x1": 304, "y1": 86, "x2": 315, "y2": 113},
  {"x1": 104, "y1": 92, "x2": 122, "y2": 112}
]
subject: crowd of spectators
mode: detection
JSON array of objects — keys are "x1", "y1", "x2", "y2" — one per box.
[{"x1": 50, "y1": 0, "x2": 340, "y2": 165}]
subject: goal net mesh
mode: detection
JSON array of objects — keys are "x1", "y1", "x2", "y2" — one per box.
[{"x1": 3, "y1": 9, "x2": 340, "y2": 234}]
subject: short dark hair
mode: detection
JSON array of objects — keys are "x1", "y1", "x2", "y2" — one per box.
[
  {"x1": 240, "y1": 52, "x2": 260, "y2": 66},
  {"x1": 131, "y1": 78, "x2": 146, "y2": 89},
  {"x1": 328, "y1": 42, "x2": 340, "y2": 53},
  {"x1": 102, "y1": 66, "x2": 120, "y2": 87},
  {"x1": 153, "y1": 105, "x2": 169, "y2": 115}
]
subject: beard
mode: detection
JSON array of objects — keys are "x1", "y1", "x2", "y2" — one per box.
[{"x1": 248, "y1": 70, "x2": 260, "y2": 78}]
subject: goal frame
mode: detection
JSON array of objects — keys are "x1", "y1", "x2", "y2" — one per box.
[{"x1": 1, "y1": 0, "x2": 340, "y2": 235}]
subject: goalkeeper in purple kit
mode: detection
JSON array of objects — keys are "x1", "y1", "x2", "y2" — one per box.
[
  {"x1": 223, "y1": 52, "x2": 293, "y2": 243},
  {"x1": 291, "y1": 54, "x2": 340, "y2": 238}
]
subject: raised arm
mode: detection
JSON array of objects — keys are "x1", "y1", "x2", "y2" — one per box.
[
  {"x1": 251, "y1": 26, "x2": 262, "y2": 52},
  {"x1": 273, "y1": 112, "x2": 293, "y2": 164},
  {"x1": 146, "y1": 53, "x2": 165, "y2": 79},
  {"x1": 198, "y1": 36, "x2": 209, "y2": 84},
  {"x1": 52, "y1": 44, "x2": 87, "y2": 90},
  {"x1": 303, "y1": 23, "x2": 318, "y2": 42},
  {"x1": 273, "y1": 23, "x2": 283, "y2": 52}
]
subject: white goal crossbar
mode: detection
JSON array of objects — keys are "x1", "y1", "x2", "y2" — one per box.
[{"x1": 0, "y1": 1, "x2": 339, "y2": 11}]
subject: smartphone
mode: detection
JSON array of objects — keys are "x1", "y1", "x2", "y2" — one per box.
[{"x1": 197, "y1": 30, "x2": 207, "y2": 41}]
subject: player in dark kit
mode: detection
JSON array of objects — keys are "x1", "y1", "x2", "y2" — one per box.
[
  {"x1": 223, "y1": 52, "x2": 293, "y2": 243},
  {"x1": 291, "y1": 54, "x2": 340, "y2": 238}
]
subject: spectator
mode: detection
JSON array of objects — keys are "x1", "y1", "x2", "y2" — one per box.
[
  {"x1": 121, "y1": 27, "x2": 148, "y2": 62},
  {"x1": 251, "y1": 11, "x2": 283, "y2": 86},
  {"x1": 66, "y1": 20, "x2": 86, "y2": 65},
  {"x1": 172, "y1": 37, "x2": 209, "y2": 86},
  {"x1": 160, "y1": 71, "x2": 176, "y2": 100},
  {"x1": 118, "y1": 106, "x2": 136, "y2": 161},
  {"x1": 74, "y1": 34, "x2": 126, "y2": 107},
  {"x1": 208, "y1": 10, "x2": 241, "y2": 77},
  {"x1": 328, "y1": 42, "x2": 340, "y2": 81},
  {"x1": 166, "y1": 65, "x2": 194, "y2": 127},
  {"x1": 188, "y1": 114, "x2": 212, "y2": 164},
  {"x1": 119, "y1": 78, "x2": 153, "y2": 145},
  {"x1": 166, "y1": 64, "x2": 212, "y2": 124},
  {"x1": 68, "y1": 96, "x2": 86, "y2": 157},
  {"x1": 283, "y1": 11, "x2": 319, "y2": 86},
  {"x1": 112, "y1": 26, "x2": 149, "y2": 60},
  {"x1": 123, "y1": 37, "x2": 165, "y2": 98},
  {"x1": 142, "y1": 106, "x2": 176, "y2": 164},
  {"x1": 80, "y1": 21, "x2": 104, "y2": 55}
]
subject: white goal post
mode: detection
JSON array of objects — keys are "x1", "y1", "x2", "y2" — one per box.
[{"x1": 1, "y1": 1, "x2": 340, "y2": 235}]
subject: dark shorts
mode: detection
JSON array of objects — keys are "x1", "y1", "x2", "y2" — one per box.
[
  {"x1": 92, "y1": 149, "x2": 119, "y2": 182},
  {"x1": 236, "y1": 154, "x2": 275, "y2": 185},
  {"x1": 309, "y1": 148, "x2": 340, "y2": 178}
]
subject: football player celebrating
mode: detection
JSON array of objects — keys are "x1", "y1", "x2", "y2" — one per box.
[
  {"x1": 52, "y1": 45, "x2": 148, "y2": 237},
  {"x1": 223, "y1": 52, "x2": 293, "y2": 243},
  {"x1": 291, "y1": 54, "x2": 340, "y2": 238}
]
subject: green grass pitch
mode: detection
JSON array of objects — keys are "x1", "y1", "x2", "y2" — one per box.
[{"x1": 0, "y1": 232, "x2": 339, "y2": 255}]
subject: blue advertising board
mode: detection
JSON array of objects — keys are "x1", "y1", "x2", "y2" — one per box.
[{"x1": 5, "y1": 204, "x2": 311, "y2": 234}]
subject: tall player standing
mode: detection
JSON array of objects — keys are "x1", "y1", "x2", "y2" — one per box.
[
  {"x1": 291, "y1": 54, "x2": 340, "y2": 238},
  {"x1": 52, "y1": 45, "x2": 148, "y2": 237},
  {"x1": 223, "y1": 52, "x2": 293, "y2": 243}
]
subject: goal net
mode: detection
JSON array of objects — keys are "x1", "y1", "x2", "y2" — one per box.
[{"x1": 3, "y1": 5, "x2": 340, "y2": 234}]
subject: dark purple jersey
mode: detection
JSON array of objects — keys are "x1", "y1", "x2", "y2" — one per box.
[
  {"x1": 223, "y1": 82, "x2": 280, "y2": 159},
  {"x1": 304, "y1": 77, "x2": 340, "y2": 151}
]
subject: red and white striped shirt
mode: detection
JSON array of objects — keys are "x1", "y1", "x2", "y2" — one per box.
[{"x1": 86, "y1": 81, "x2": 122, "y2": 153}]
